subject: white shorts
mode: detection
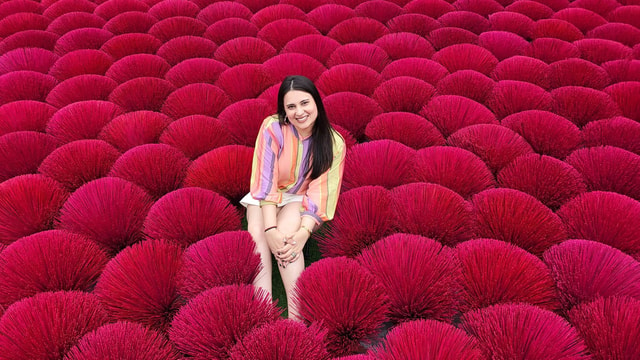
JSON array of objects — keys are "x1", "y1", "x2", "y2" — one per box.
[{"x1": 239, "y1": 192, "x2": 304, "y2": 208}]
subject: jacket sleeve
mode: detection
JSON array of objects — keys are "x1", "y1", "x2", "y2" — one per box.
[
  {"x1": 250, "y1": 116, "x2": 283, "y2": 206},
  {"x1": 301, "y1": 131, "x2": 346, "y2": 224}
]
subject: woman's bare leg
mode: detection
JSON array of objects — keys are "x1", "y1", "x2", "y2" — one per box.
[
  {"x1": 275, "y1": 202, "x2": 305, "y2": 319},
  {"x1": 246, "y1": 204, "x2": 277, "y2": 297}
]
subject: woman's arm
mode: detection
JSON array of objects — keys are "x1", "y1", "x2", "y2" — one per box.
[
  {"x1": 262, "y1": 203, "x2": 288, "y2": 258},
  {"x1": 250, "y1": 116, "x2": 283, "y2": 206},
  {"x1": 250, "y1": 117, "x2": 288, "y2": 256}
]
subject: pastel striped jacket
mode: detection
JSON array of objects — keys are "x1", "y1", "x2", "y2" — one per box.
[{"x1": 250, "y1": 115, "x2": 346, "y2": 224}]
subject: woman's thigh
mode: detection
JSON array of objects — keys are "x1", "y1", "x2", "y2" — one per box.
[{"x1": 246, "y1": 204, "x2": 282, "y2": 231}]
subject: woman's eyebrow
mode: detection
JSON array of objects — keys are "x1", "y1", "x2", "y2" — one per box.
[{"x1": 286, "y1": 98, "x2": 310, "y2": 106}]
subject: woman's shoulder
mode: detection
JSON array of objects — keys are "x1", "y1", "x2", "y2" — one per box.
[
  {"x1": 330, "y1": 128, "x2": 346, "y2": 153},
  {"x1": 259, "y1": 115, "x2": 287, "y2": 145},
  {"x1": 262, "y1": 114, "x2": 280, "y2": 128},
  {"x1": 261, "y1": 114, "x2": 286, "y2": 134}
]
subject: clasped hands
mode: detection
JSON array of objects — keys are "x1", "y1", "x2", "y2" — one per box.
[{"x1": 265, "y1": 228, "x2": 309, "y2": 268}]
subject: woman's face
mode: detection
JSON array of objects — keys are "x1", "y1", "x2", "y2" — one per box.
[{"x1": 283, "y1": 90, "x2": 318, "y2": 138}]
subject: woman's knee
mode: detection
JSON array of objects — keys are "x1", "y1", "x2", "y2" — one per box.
[{"x1": 276, "y1": 202, "x2": 302, "y2": 234}]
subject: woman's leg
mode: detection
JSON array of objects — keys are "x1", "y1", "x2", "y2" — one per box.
[
  {"x1": 275, "y1": 202, "x2": 306, "y2": 319},
  {"x1": 246, "y1": 204, "x2": 278, "y2": 297}
]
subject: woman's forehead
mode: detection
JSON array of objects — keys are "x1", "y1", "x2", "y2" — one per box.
[{"x1": 284, "y1": 90, "x2": 313, "y2": 104}]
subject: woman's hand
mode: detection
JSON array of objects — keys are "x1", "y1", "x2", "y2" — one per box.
[
  {"x1": 265, "y1": 228, "x2": 290, "y2": 268},
  {"x1": 276, "y1": 229, "x2": 309, "y2": 265},
  {"x1": 265, "y1": 228, "x2": 287, "y2": 255}
]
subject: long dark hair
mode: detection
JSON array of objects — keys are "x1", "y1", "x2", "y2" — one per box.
[{"x1": 277, "y1": 75, "x2": 334, "y2": 180}]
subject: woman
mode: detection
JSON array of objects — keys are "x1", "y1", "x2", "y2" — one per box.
[{"x1": 240, "y1": 75, "x2": 346, "y2": 319}]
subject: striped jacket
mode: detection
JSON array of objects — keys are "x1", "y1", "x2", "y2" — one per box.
[{"x1": 250, "y1": 115, "x2": 346, "y2": 224}]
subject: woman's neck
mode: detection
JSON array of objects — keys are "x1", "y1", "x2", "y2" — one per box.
[{"x1": 294, "y1": 125, "x2": 312, "y2": 139}]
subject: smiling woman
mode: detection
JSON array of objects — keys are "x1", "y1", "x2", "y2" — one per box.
[{"x1": 239, "y1": 75, "x2": 346, "y2": 320}]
